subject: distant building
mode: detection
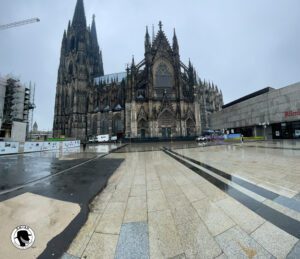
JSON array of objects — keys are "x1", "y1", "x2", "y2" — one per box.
[
  {"x1": 53, "y1": 0, "x2": 223, "y2": 140},
  {"x1": 30, "y1": 129, "x2": 53, "y2": 141},
  {"x1": 33, "y1": 121, "x2": 38, "y2": 132},
  {"x1": 210, "y1": 82, "x2": 300, "y2": 139},
  {"x1": 0, "y1": 75, "x2": 35, "y2": 141}
]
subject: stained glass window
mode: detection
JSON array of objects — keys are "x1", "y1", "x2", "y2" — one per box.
[{"x1": 155, "y1": 63, "x2": 172, "y2": 88}]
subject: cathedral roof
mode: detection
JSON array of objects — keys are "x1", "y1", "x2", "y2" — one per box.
[{"x1": 94, "y1": 72, "x2": 126, "y2": 85}]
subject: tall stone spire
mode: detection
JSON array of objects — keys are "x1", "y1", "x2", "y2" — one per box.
[
  {"x1": 90, "y1": 14, "x2": 104, "y2": 77},
  {"x1": 72, "y1": 0, "x2": 86, "y2": 29},
  {"x1": 172, "y1": 28, "x2": 179, "y2": 54},
  {"x1": 145, "y1": 26, "x2": 151, "y2": 52},
  {"x1": 91, "y1": 14, "x2": 98, "y2": 45}
]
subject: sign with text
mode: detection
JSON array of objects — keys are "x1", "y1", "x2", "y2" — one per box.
[{"x1": 285, "y1": 110, "x2": 300, "y2": 118}]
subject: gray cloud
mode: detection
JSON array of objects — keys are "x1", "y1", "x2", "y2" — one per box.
[{"x1": 1, "y1": 0, "x2": 299, "y2": 130}]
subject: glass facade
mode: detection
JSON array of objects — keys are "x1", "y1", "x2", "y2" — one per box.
[{"x1": 272, "y1": 120, "x2": 300, "y2": 139}]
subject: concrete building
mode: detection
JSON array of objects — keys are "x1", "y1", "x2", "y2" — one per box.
[
  {"x1": 0, "y1": 75, "x2": 35, "y2": 141},
  {"x1": 210, "y1": 82, "x2": 300, "y2": 139}
]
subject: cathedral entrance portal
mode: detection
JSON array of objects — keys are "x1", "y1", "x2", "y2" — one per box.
[
  {"x1": 158, "y1": 109, "x2": 175, "y2": 139},
  {"x1": 141, "y1": 129, "x2": 146, "y2": 138},
  {"x1": 138, "y1": 119, "x2": 148, "y2": 139},
  {"x1": 162, "y1": 127, "x2": 171, "y2": 138},
  {"x1": 186, "y1": 118, "x2": 196, "y2": 137}
]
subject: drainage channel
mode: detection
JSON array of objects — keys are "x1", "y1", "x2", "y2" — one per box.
[{"x1": 163, "y1": 147, "x2": 300, "y2": 239}]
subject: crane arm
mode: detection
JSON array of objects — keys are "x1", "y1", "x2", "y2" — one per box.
[{"x1": 0, "y1": 17, "x2": 40, "y2": 31}]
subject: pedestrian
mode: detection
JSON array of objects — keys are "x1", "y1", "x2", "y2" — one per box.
[
  {"x1": 83, "y1": 142, "x2": 87, "y2": 151},
  {"x1": 241, "y1": 134, "x2": 244, "y2": 143}
]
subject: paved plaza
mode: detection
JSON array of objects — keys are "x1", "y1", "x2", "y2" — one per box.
[
  {"x1": 0, "y1": 140, "x2": 300, "y2": 258},
  {"x1": 64, "y1": 140, "x2": 300, "y2": 259}
]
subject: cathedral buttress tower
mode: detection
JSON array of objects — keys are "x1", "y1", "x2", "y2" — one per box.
[{"x1": 53, "y1": 0, "x2": 104, "y2": 140}]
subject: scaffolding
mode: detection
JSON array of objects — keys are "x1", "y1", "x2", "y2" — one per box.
[
  {"x1": 0, "y1": 76, "x2": 36, "y2": 139},
  {"x1": 27, "y1": 82, "x2": 36, "y2": 138}
]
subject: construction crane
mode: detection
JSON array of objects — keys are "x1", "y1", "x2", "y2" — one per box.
[{"x1": 0, "y1": 17, "x2": 40, "y2": 31}]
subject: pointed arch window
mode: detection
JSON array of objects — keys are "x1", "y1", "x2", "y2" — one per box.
[{"x1": 155, "y1": 63, "x2": 172, "y2": 89}]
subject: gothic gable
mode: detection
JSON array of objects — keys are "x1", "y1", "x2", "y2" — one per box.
[
  {"x1": 137, "y1": 106, "x2": 148, "y2": 121},
  {"x1": 151, "y1": 22, "x2": 173, "y2": 62}
]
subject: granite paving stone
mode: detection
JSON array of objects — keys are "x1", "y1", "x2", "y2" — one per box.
[
  {"x1": 60, "y1": 252, "x2": 80, "y2": 259},
  {"x1": 147, "y1": 189, "x2": 169, "y2": 212},
  {"x1": 166, "y1": 194, "x2": 191, "y2": 211},
  {"x1": 287, "y1": 240, "x2": 300, "y2": 259},
  {"x1": 180, "y1": 184, "x2": 206, "y2": 202},
  {"x1": 214, "y1": 253, "x2": 227, "y2": 259},
  {"x1": 251, "y1": 222, "x2": 299, "y2": 258},
  {"x1": 115, "y1": 222, "x2": 149, "y2": 259},
  {"x1": 110, "y1": 187, "x2": 131, "y2": 203},
  {"x1": 95, "y1": 202, "x2": 126, "y2": 234},
  {"x1": 148, "y1": 209, "x2": 184, "y2": 258},
  {"x1": 215, "y1": 226, "x2": 273, "y2": 258},
  {"x1": 168, "y1": 253, "x2": 186, "y2": 259},
  {"x1": 170, "y1": 204, "x2": 200, "y2": 225},
  {"x1": 67, "y1": 212, "x2": 101, "y2": 257},
  {"x1": 163, "y1": 185, "x2": 185, "y2": 197},
  {"x1": 215, "y1": 197, "x2": 265, "y2": 233},
  {"x1": 130, "y1": 184, "x2": 146, "y2": 197},
  {"x1": 176, "y1": 217, "x2": 222, "y2": 259},
  {"x1": 146, "y1": 180, "x2": 162, "y2": 191},
  {"x1": 133, "y1": 175, "x2": 146, "y2": 185},
  {"x1": 82, "y1": 233, "x2": 119, "y2": 259},
  {"x1": 123, "y1": 196, "x2": 147, "y2": 223},
  {"x1": 192, "y1": 198, "x2": 235, "y2": 236}
]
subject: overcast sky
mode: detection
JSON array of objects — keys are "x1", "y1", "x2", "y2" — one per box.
[{"x1": 1, "y1": 0, "x2": 300, "y2": 130}]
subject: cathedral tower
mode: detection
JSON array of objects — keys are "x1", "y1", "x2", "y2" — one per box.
[{"x1": 53, "y1": 0, "x2": 104, "y2": 140}]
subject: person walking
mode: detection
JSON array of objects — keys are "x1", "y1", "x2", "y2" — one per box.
[{"x1": 241, "y1": 134, "x2": 244, "y2": 143}]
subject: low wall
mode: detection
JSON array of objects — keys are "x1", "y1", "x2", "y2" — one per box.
[{"x1": 0, "y1": 140, "x2": 80, "y2": 155}]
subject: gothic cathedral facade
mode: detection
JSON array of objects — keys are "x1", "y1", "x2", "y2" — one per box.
[{"x1": 53, "y1": 0, "x2": 223, "y2": 141}]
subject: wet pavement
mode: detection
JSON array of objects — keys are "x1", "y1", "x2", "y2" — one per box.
[
  {"x1": 1, "y1": 140, "x2": 300, "y2": 258},
  {"x1": 0, "y1": 143, "x2": 123, "y2": 259},
  {"x1": 64, "y1": 140, "x2": 300, "y2": 259},
  {"x1": 0, "y1": 144, "x2": 119, "y2": 193},
  {"x1": 114, "y1": 140, "x2": 225, "y2": 153}
]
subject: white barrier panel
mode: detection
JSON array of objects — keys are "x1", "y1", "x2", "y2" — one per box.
[
  {"x1": 41, "y1": 142, "x2": 59, "y2": 151},
  {"x1": 24, "y1": 142, "x2": 43, "y2": 153},
  {"x1": 61, "y1": 147, "x2": 81, "y2": 153},
  {"x1": 0, "y1": 142, "x2": 19, "y2": 155},
  {"x1": 62, "y1": 140, "x2": 81, "y2": 149},
  {"x1": 0, "y1": 140, "x2": 81, "y2": 155}
]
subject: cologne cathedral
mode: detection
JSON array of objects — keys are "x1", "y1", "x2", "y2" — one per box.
[{"x1": 53, "y1": 0, "x2": 223, "y2": 140}]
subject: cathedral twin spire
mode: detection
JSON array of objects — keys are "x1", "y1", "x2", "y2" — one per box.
[
  {"x1": 62, "y1": 0, "x2": 104, "y2": 77},
  {"x1": 72, "y1": 0, "x2": 86, "y2": 29}
]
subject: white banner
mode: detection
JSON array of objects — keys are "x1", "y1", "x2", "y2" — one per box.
[{"x1": 0, "y1": 142, "x2": 19, "y2": 155}]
